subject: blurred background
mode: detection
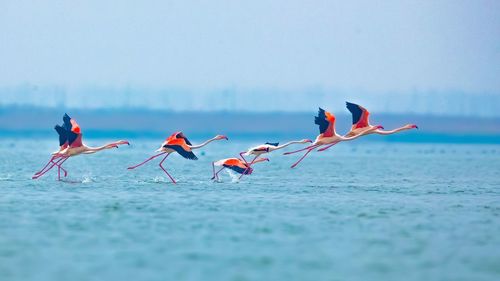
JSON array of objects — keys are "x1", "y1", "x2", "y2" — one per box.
[{"x1": 0, "y1": 0, "x2": 499, "y2": 141}]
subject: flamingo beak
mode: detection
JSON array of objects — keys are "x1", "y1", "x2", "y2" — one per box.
[
  {"x1": 377, "y1": 125, "x2": 384, "y2": 130},
  {"x1": 306, "y1": 139, "x2": 313, "y2": 143},
  {"x1": 222, "y1": 136, "x2": 229, "y2": 140},
  {"x1": 265, "y1": 158, "x2": 270, "y2": 162},
  {"x1": 414, "y1": 125, "x2": 419, "y2": 129},
  {"x1": 124, "y1": 141, "x2": 130, "y2": 145}
]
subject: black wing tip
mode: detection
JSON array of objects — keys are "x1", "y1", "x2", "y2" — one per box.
[{"x1": 265, "y1": 142, "x2": 279, "y2": 146}]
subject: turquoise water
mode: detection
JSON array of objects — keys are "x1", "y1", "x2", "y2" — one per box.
[{"x1": 0, "y1": 138, "x2": 499, "y2": 281}]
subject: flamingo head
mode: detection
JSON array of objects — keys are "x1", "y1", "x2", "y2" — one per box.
[
  {"x1": 215, "y1": 135, "x2": 229, "y2": 141},
  {"x1": 108, "y1": 140, "x2": 130, "y2": 149},
  {"x1": 408, "y1": 124, "x2": 418, "y2": 129},
  {"x1": 374, "y1": 125, "x2": 384, "y2": 130},
  {"x1": 301, "y1": 139, "x2": 313, "y2": 143}
]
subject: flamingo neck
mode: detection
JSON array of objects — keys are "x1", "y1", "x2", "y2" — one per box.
[
  {"x1": 375, "y1": 126, "x2": 410, "y2": 135},
  {"x1": 83, "y1": 141, "x2": 122, "y2": 154},
  {"x1": 190, "y1": 137, "x2": 219, "y2": 150},
  {"x1": 274, "y1": 141, "x2": 304, "y2": 150}
]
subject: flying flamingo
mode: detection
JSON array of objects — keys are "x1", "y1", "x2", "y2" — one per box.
[
  {"x1": 283, "y1": 108, "x2": 382, "y2": 168},
  {"x1": 32, "y1": 113, "x2": 130, "y2": 180},
  {"x1": 127, "y1": 132, "x2": 228, "y2": 184},
  {"x1": 317, "y1": 102, "x2": 418, "y2": 152},
  {"x1": 239, "y1": 139, "x2": 312, "y2": 179},
  {"x1": 211, "y1": 157, "x2": 269, "y2": 182}
]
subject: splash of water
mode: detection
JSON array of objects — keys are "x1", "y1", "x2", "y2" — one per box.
[
  {"x1": 227, "y1": 170, "x2": 240, "y2": 183},
  {"x1": 81, "y1": 175, "x2": 96, "y2": 183}
]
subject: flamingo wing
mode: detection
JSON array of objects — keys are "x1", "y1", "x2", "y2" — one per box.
[
  {"x1": 175, "y1": 132, "x2": 193, "y2": 145},
  {"x1": 56, "y1": 113, "x2": 81, "y2": 146},
  {"x1": 223, "y1": 158, "x2": 251, "y2": 174},
  {"x1": 54, "y1": 125, "x2": 69, "y2": 147},
  {"x1": 346, "y1": 102, "x2": 370, "y2": 129},
  {"x1": 164, "y1": 138, "x2": 198, "y2": 160},
  {"x1": 166, "y1": 131, "x2": 193, "y2": 145},
  {"x1": 314, "y1": 108, "x2": 334, "y2": 137}
]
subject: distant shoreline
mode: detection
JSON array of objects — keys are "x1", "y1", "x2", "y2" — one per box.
[{"x1": 1, "y1": 106, "x2": 499, "y2": 144}]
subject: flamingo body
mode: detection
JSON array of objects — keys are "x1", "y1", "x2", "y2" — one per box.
[
  {"x1": 215, "y1": 158, "x2": 253, "y2": 175},
  {"x1": 211, "y1": 157, "x2": 269, "y2": 181},
  {"x1": 160, "y1": 132, "x2": 198, "y2": 160}
]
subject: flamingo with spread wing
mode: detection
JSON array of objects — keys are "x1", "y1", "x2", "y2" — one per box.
[
  {"x1": 32, "y1": 114, "x2": 129, "y2": 180},
  {"x1": 127, "y1": 132, "x2": 228, "y2": 184},
  {"x1": 211, "y1": 157, "x2": 269, "y2": 182}
]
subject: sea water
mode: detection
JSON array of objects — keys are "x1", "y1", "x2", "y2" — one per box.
[{"x1": 0, "y1": 138, "x2": 499, "y2": 281}]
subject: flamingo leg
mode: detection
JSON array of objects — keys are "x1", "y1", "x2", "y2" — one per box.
[
  {"x1": 212, "y1": 166, "x2": 225, "y2": 181},
  {"x1": 290, "y1": 146, "x2": 323, "y2": 168},
  {"x1": 283, "y1": 144, "x2": 320, "y2": 155},
  {"x1": 56, "y1": 157, "x2": 70, "y2": 180},
  {"x1": 34, "y1": 155, "x2": 62, "y2": 175},
  {"x1": 317, "y1": 142, "x2": 339, "y2": 152},
  {"x1": 239, "y1": 152, "x2": 250, "y2": 165},
  {"x1": 215, "y1": 168, "x2": 225, "y2": 181},
  {"x1": 128, "y1": 152, "x2": 166, "y2": 170},
  {"x1": 32, "y1": 156, "x2": 67, "y2": 179},
  {"x1": 158, "y1": 153, "x2": 176, "y2": 184},
  {"x1": 239, "y1": 155, "x2": 258, "y2": 180}
]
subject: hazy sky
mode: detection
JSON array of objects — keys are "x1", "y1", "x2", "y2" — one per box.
[{"x1": 0, "y1": 0, "x2": 499, "y2": 112}]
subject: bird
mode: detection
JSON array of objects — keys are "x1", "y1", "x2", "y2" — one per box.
[
  {"x1": 211, "y1": 157, "x2": 269, "y2": 182},
  {"x1": 238, "y1": 139, "x2": 312, "y2": 178},
  {"x1": 127, "y1": 132, "x2": 228, "y2": 184},
  {"x1": 317, "y1": 102, "x2": 418, "y2": 152},
  {"x1": 283, "y1": 108, "x2": 383, "y2": 168},
  {"x1": 32, "y1": 113, "x2": 130, "y2": 180}
]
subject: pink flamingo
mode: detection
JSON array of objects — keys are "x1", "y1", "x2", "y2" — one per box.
[
  {"x1": 211, "y1": 157, "x2": 269, "y2": 182},
  {"x1": 32, "y1": 114, "x2": 129, "y2": 180},
  {"x1": 127, "y1": 132, "x2": 228, "y2": 184},
  {"x1": 238, "y1": 139, "x2": 312, "y2": 179},
  {"x1": 283, "y1": 108, "x2": 382, "y2": 168},
  {"x1": 317, "y1": 102, "x2": 418, "y2": 152}
]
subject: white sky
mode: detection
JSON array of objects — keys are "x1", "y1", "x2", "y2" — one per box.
[{"x1": 0, "y1": 0, "x2": 499, "y2": 112}]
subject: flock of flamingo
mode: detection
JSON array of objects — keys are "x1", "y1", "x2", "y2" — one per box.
[{"x1": 32, "y1": 102, "x2": 418, "y2": 183}]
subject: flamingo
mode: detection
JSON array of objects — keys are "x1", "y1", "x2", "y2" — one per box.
[
  {"x1": 127, "y1": 132, "x2": 228, "y2": 184},
  {"x1": 238, "y1": 139, "x2": 312, "y2": 179},
  {"x1": 32, "y1": 113, "x2": 130, "y2": 180},
  {"x1": 283, "y1": 108, "x2": 383, "y2": 168},
  {"x1": 211, "y1": 157, "x2": 269, "y2": 182},
  {"x1": 317, "y1": 102, "x2": 418, "y2": 152}
]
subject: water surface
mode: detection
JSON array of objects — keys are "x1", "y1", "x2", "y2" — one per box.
[{"x1": 0, "y1": 138, "x2": 499, "y2": 281}]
